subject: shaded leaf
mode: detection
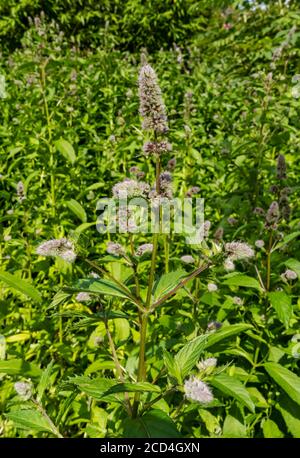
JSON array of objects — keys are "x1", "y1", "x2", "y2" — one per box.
[{"x1": 0, "y1": 270, "x2": 41, "y2": 303}]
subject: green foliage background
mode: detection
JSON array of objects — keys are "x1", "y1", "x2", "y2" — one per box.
[{"x1": 0, "y1": 0, "x2": 299, "y2": 439}]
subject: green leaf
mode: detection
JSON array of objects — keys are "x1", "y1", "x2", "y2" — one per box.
[
  {"x1": 66, "y1": 199, "x2": 87, "y2": 223},
  {"x1": 0, "y1": 359, "x2": 41, "y2": 378},
  {"x1": 37, "y1": 360, "x2": 55, "y2": 402},
  {"x1": 65, "y1": 278, "x2": 132, "y2": 300},
  {"x1": 174, "y1": 334, "x2": 207, "y2": 380},
  {"x1": 276, "y1": 393, "x2": 300, "y2": 438},
  {"x1": 152, "y1": 269, "x2": 187, "y2": 302},
  {"x1": 262, "y1": 418, "x2": 284, "y2": 438},
  {"x1": 264, "y1": 363, "x2": 300, "y2": 406},
  {"x1": 122, "y1": 409, "x2": 181, "y2": 438},
  {"x1": 284, "y1": 258, "x2": 300, "y2": 279},
  {"x1": 6, "y1": 409, "x2": 55, "y2": 435},
  {"x1": 48, "y1": 290, "x2": 71, "y2": 309},
  {"x1": 68, "y1": 376, "x2": 120, "y2": 402},
  {"x1": 204, "y1": 324, "x2": 253, "y2": 350},
  {"x1": 223, "y1": 414, "x2": 247, "y2": 438},
  {"x1": 223, "y1": 273, "x2": 261, "y2": 290},
  {"x1": 273, "y1": 232, "x2": 300, "y2": 252},
  {"x1": 55, "y1": 138, "x2": 76, "y2": 164},
  {"x1": 199, "y1": 409, "x2": 220, "y2": 436},
  {"x1": 163, "y1": 351, "x2": 181, "y2": 381},
  {"x1": 268, "y1": 291, "x2": 292, "y2": 328},
  {"x1": 0, "y1": 270, "x2": 42, "y2": 303},
  {"x1": 210, "y1": 373, "x2": 255, "y2": 412},
  {"x1": 103, "y1": 382, "x2": 161, "y2": 395}
]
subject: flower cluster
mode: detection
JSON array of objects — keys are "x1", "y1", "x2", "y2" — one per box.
[
  {"x1": 17, "y1": 181, "x2": 26, "y2": 202},
  {"x1": 180, "y1": 255, "x2": 195, "y2": 264},
  {"x1": 36, "y1": 238, "x2": 76, "y2": 263},
  {"x1": 76, "y1": 292, "x2": 91, "y2": 302},
  {"x1": 106, "y1": 242, "x2": 125, "y2": 257},
  {"x1": 184, "y1": 376, "x2": 214, "y2": 404},
  {"x1": 14, "y1": 381, "x2": 33, "y2": 400},
  {"x1": 135, "y1": 243, "x2": 153, "y2": 257},
  {"x1": 197, "y1": 357, "x2": 217, "y2": 371},
  {"x1": 224, "y1": 241, "x2": 254, "y2": 261},
  {"x1": 138, "y1": 63, "x2": 168, "y2": 134},
  {"x1": 281, "y1": 269, "x2": 297, "y2": 281},
  {"x1": 112, "y1": 179, "x2": 150, "y2": 199},
  {"x1": 159, "y1": 171, "x2": 173, "y2": 199},
  {"x1": 143, "y1": 140, "x2": 172, "y2": 157}
]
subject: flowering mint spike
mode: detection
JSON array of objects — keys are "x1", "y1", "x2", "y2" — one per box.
[
  {"x1": 138, "y1": 63, "x2": 168, "y2": 134},
  {"x1": 14, "y1": 381, "x2": 33, "y2": 400},
  {"x1": 184, "y1": 376, "x2": 214, "y2": 404},
  {"x1": 135, "y1": 243, "x2": 153, "y2": 257},
  {"x1": 36, "y1": 238, "x2": 76, "y2": 263},
  {"x1": 112, "y1": 179, "x2": 150, "y2": 199},
  {"x1": 224, "y1": 242, "x2": 254, "y2": 261},
  {"x1": 106, "y1": 242, "x2": 125, "y2": 257},
  {"x1": 277, "y1": 154, "x2": 287, "y2": 180}
]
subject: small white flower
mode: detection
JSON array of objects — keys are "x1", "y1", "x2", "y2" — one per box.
[
  {"x1": 180, "y1": 255, "x2": 195, "y2": 264},
  {"x1": 106, "y1": 242, "x2": 125, "y2": 257},
  {"x1": 207, "y1": 282, "x2": 218, "y2": 292},
  {"x1": 184, "y1": 376, "x2": 213, "y2": 404},
  {"x1": 281, "y1": 269, "x2": 298, "y2": 281},
  {"x1": 76, "y1": 292, "x2": 91, "y2": 302},
  {"x1": 36, "y1": 238, "x2": 76, "y2": 263},
  {"x1": 14, "y1": 381, "x2": 32, "y2": 400},
  {"x1": 224, "y1": 258, "x2": 235, "y2": 271},
  {"x1": 233, "y1": 296, "x2": 243, "y2": 305},
  {"x1": 197, "y1": 357, "x2": 217, "y2": 371},
  {"x1": 255, "y1": 240, "x2": 265, "y2": 248},
  {"x1": 135, "y1": 243, "x2": 153, "y2": 257}
]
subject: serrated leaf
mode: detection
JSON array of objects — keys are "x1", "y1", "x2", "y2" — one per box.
[
  {"x1": 273, "y1": 232, "x2": 300, "y2": 251},
  {"x1": 204, "y1": 324, "x2": 253, "y2": 350},
  {"x1": 64, "y1": 278, "x2": 132, "y2": 300},
  {"x1": 37, "y1": 360, "x2": 55, "y2": 402},
  {"x1": 223, "y1": 273, "x2": 261, "y2": 290},
  {"x1": 276, "y1": 393, "x2": 300, "y2": 438},
  {"x1": 48, "y1": 290, "x2": 71, "y2": 309},
  {"x1": 55, "y1": 138, "x2": 76, "y2": 164},
  {"x1": 0, "y1": 270, "x2": 42, "y2": 303},
  {"x1": 152, "y1": 269, "x2": 187, "y2": 302},
  {"x1": 264, "y1": 363, "x2": 300, "y2": 406},
  {"x1": 6, "y1": 409, "x2": 56, "y2": 435},
  {"x1": 122, "y1": 409, "x2": 181, "y2": 438},
  {"x1": 66, "y1": 199, "x2": 87, "y2": 223},
  {"x1": 268, "y1": 291, "x2": 292, "y2": 328},
  {"x1": 103, "y1": 382, "x2": 161, "y2": 396},
  {"x1": 163, "y1": 351, "x2": 180, "y2": 381},
  {"x1": 68, "y1": 376, "x2": 120, "y2": 402},
  {"x1": 210, "y1": 373, "x2": 255, "y2": 412},
  {"x1": 175, "y1": 334, "x2": 207, "y2": 380}
]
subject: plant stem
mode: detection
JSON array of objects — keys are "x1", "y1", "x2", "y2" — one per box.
[
  {"x1": 31, "y1": 398, "x2": 63, "y2": 438},
  {"x1": 40, "y1": 60, "x2": 56, "y2": 218},
  {"x1": 132, "y1": 151, "x2": 161, "y2": 417},
  {"x1": 164, "y1": 235, "x2": 169, "y2": 273},
  {"x1": 103, "y1": 313, "x2": 132, "y2": 416},
  {"x1": 82, "y1": 257, "x2": 146, "y2": 313},
  {"x1": 266, "y1": 232, "x2": 273, "y2": 291}
]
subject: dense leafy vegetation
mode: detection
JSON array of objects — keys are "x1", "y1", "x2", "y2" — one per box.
[{"x1": 0, "y1": 0, "x2": 300, "y2": 438}]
